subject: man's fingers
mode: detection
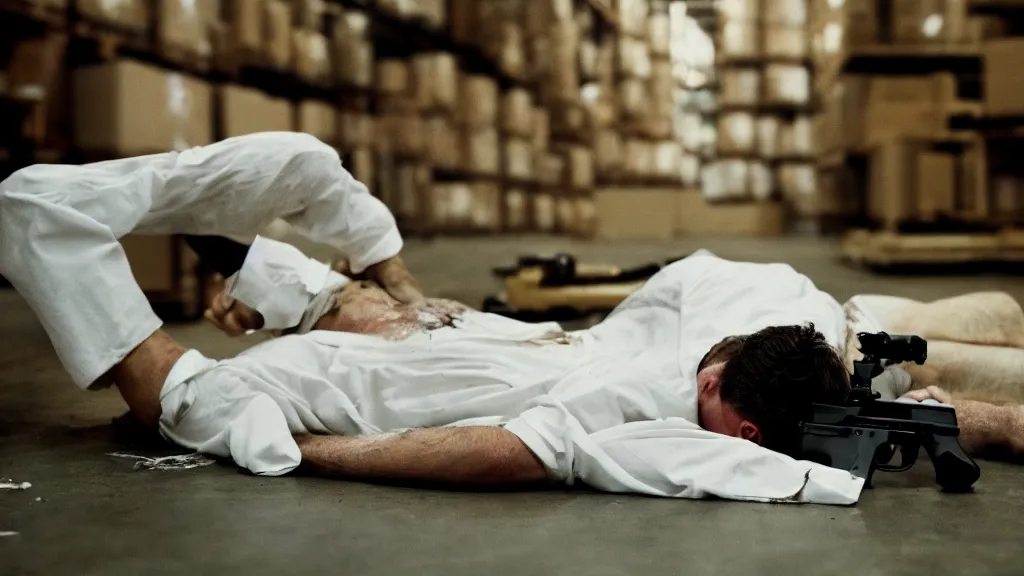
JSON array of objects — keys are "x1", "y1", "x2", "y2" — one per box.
[
  {"x1": 902, "y1": 389, "x2": 933, "y2": 402},
  {"x1": 926, "y1": 386, "x2": 953, "y2": 404}
]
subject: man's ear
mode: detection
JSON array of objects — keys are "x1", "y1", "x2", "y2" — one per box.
[{"x1": 739, "y1": 421, "x2": 761, "y2": 445}]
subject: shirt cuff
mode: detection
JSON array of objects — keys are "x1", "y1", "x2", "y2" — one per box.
[
  {"x1": 228, "y1": 235, "x2": 349, "y2": 330},
  {"x1": 504, "y1": 403, "x2": 577, "y2": 485},
  {"x1": 346, "y1": 225, "x2": 404, "y2": 275}
]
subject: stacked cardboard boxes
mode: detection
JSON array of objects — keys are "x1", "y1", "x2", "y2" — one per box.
[
  {"x1": 809, "y1": 0, "x2": 1023, "y2": 231},
  {"x1": 707, "y1": 0, "x2": 812, "y2": 209}
]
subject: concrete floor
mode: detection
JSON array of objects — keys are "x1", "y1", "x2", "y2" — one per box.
[{"x1": 3, "y1": 236, "x2": 1024, "y2": 575}]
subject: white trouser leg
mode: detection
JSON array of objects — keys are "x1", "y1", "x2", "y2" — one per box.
[{"x1": 0, "y1": 180, "x2": 162, "y2": 389}]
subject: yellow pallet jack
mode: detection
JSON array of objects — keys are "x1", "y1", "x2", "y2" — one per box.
[{"x1": 482, "y1": 253, "x2": 688, "y2": 323}]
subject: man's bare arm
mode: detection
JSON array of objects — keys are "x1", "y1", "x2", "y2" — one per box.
[{"x1": 294, "y1": 427, "x2": 549, "y2": 486}]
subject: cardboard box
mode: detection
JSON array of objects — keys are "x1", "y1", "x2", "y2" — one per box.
[
  {"x1": 681, "y1": 153, "x2": 700, "y2": 187},
  {"x1": 555, "y1": 197, "x2": 576, "y2": 233},
  {"x1": 623, "y1": 139, "x2": 653, "y2": 178},
  {"x1": 764, "y1": 0, "x2": 807, "y2": 25},
  {"x1": 615, "y1": 0, "x2": 649, "y2": 37},
  {"x1": 536, "y1": 152, "x2": 566, "y2": 187},
  {"x1": 566, "y1": 146, "x2": 594, "y2": 190},
  {"x1": 425, "y1": 116, "x2": 460, "y2": 169},
  {"x1": 594, "y1": 187, "x2": 678, "y2": 240},
  {"x1": 676, "y1": 189, "x2": 785, "y2": 236},
  {"x1": 459, "y1": 75, "x2": 499, "y2": 127},
  {"x1": 377, "y1": 59, "x2": 410, "y2": 95},
  {"x1": 463, "y1": 128, "x2": 500, "y2": 175},
  {"x1": 225, "y1": 0, "x2": 262, "y2": 54},
  {"x1": 525, "y1": 0, "x2": 573, "y2": 37},
  {"x1": 157, "y1": 0, "x2": 213, "y2": 59},
  {"x1": 293, "y1": 0, "x2": 325, "y2": 29},
  {"x1": 420, "y1": 0, "x2": 446, "y2": 29},
  {"x1": 652, "y1": 142, "x2": 681, "y2": 180},
  {"x1": 719, "y1": 21, "x2": 759, "y2": 60},
  {"x1": 350, "y1": 147, "x2": 374, "y2": 192},
  {"x1": 337, "y1": 111, "x2": 374, "y2": 149},
  {"x1": 595, "y1": 129, "x2": 623, "y2": 176},
  {"x1": 575, "y1": 196, "x2": 597, "y2": 237},
  {"x1": 865, "y1": 75, "x2": 955, "y2": 143},
  {"x1": 717, "y1": 112, "x2": 756, "y2": 154},
  {"x1": 429, "y1": 183, "x2": 472, "y2": 229},
  {"x1": 778, "y1": 164, "x2": 817, "y2": 215},
  {"x1": 702, "y1": 159, "x2": 750, "y2": 201},
  {"x1": 869, "y1": 140, "x2": 918, "y2": 228},
  {"x1": 470, "y1": 182, "x2": 502, "y2": 231},
  {"x1": 297, "y1": 100, "x2": 336, "y2": 143},
  {"x1": 496, "y1": 23, "x2": 527, "y2": 79},
  {"x1": 77, "y1": 0, "x2": 149, "y2": 31},
  {"x1": 990, "y1": 176, "x2": 1023, "y2": 219},
  {"x1": 394, "y1": 163, "x2": 430, "y2": 222},
  {"x1": 449, "y1": 0, "x2": 477, "y2": 44},
  {"x1": 779, "y1": 117, "x2": 814, "y2": 156},
  {"x1": 548, "y1": 20, "x2": 580, "y2": 102},
  {"x1": 618, "y1": 78, "x2": 646, "y2": 119},
  {"x1": 757, "y1": 116, "x2": 780, "y2": 158},
  {"x1": 122, "y1": 235, "x2": 177, "y2": 293},
  {"x1": 916, "y1": 152, "x2": 957, "y2": 220},
  {"x1": 616, "y1": 36, "x2": 652, "y2": 79},
  {"x1": 264, "y1": 0, "x2": 293, "y2": 69},
  {"x1": 984, "y1": 39, "x2": 1024, "y2": 115},
  {"x1": 413, "y1": 53, "x2": 458, "y2": 112},
  {"x1": 893, "y1": 0, "x2": 966, "y2": 44},
  {"x1": 533, "y1": 107, "x2": 550, "y2": 151},
  {"x1": 502, "y1": 89, "x2": 534, "y2": 137},
  {"x1": 718, "y1": 0, "x2": 759, "y2": 20},
  {"x1": 764, "y1": 25, "x2": 807, "y2": 59},
  {"x1": 821, "y1": 76, "x2": 869, "y2": 151},
  {"x1": 764, "y1": 64, "x2": 809, "y2": 104},
  {"x1": 720, "y1": 69, "x2": 760, "y2": 105},
  {"x1": 504, "y1": 188, "x2": 529, "y2": 231},
  {"x1": 749, "y1": 162, "x2": 774, "y2": 200},
  {"x1": 533, "y1": 193, "x2": 556, "y2": 232},
  {"x1": 504, "y1": 138, "x2": 534, "y2": 181},
  {"x1": 293, "y1": 31, "x2": 330, "y2": 84},
  {"x1": 220, "y1": 84, "x2": 291, "y2": 137},
  {"x1": 966, "y1": 16, "x2": 1007, "y2": 44},
  {"x1": 379, "y1": 113, "x2": 424, "y2": 156},
  {"x1": 649, "y1": 12, "x2": 671, "y2": 56},
  {"x1": 73, "y1": 60, "x2": 212, "y2": 154}
]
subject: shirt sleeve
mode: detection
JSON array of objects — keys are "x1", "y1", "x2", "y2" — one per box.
[
  {"x1": 227, "y1": 235, "x2": 349, "y2": 331},
  {"x1": 504, "y1": 399, "x2": 864, "y2": 505}
]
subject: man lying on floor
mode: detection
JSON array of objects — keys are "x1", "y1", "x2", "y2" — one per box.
[{"x1": 0, "y1": 131, "x2": 866, "y2": 505}]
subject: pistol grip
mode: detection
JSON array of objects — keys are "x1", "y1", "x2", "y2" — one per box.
[{"x1": 923, "y1": 433, "x2": 981, "y2": 492}]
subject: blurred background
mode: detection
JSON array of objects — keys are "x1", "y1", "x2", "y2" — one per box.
[{"x1": 1, "y1": 0, "x2": 1023, "y2": 315}]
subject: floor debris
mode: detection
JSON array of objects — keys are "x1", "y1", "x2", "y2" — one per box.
[
  {"x1": 0, "y1": 480, "x2": 31, "y2": 490},
  {"x1": 107, "y1": 452, "x2": 216, "y2": 471},
  {"x1": 0, "y1": 532, "x2": 19, "y2": 537}
]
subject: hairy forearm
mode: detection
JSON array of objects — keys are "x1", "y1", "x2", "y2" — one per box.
[
  {"x1": 956, "y1": 400, "x2": 1024, "y2": 456},
  {"x1": 294, "y1": 427, "x2": 549, "y2": 486}
]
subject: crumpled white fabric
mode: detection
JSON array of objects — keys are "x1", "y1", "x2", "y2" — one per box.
[
  {"x1": 158, "y1": 250, "x2": 865, "y2": 504},
  {"x1": 227, "y1": 235, "x2": 349, "y2": 331},
  {"x1": 0, "y1": 132, "x2": 402, "y2": 388}
]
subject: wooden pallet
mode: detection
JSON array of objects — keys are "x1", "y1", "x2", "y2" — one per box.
[{"x1": 842, "y1": 228, "x2": 1024, "y2": 268}]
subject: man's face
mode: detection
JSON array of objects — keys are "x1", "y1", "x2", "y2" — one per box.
[{"x1": 695, "y1": 336, "x2": 760, "y2": 443}]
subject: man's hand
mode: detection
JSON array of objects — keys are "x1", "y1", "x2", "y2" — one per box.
[
  {"x1": 339, "y1": 254, "x2": 425, "y2": 306},
  {"x1": 900, "y1": 386, "x2": 953, "y2": 405},
  {"x1": 204, "y1": 291, "x2": 265, "y2": 336}
]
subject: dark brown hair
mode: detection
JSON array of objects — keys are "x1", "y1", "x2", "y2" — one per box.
[{"x1": 718, "y1": 324, "x2": 850, "y2": 456}]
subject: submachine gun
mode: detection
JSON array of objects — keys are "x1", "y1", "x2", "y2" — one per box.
[{"x1": 800, "y1": 332, "x2": 981, "y2": 492}]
